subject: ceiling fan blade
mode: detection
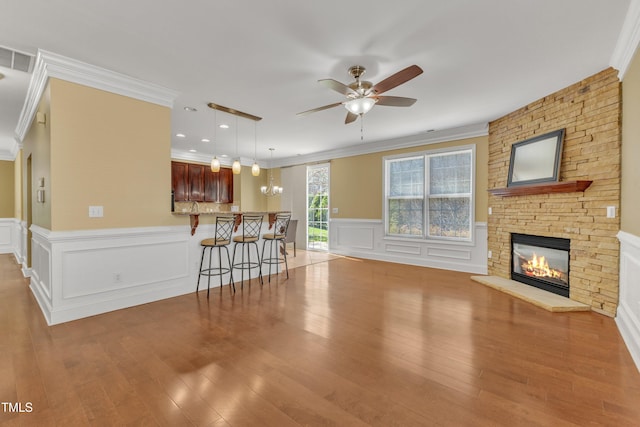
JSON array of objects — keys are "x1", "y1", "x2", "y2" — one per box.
[
  {"x1": 297, "y1": 102, "x2": 343, "y2": 116},
  {"x1": 375, "y1": 96, "x2": 417, "y2": 107},
  {"x1": 372, "y1": 65, "x2": 423, "y2": 95},
  {"x1": 345, "y1": 111, "x2": 358, "y2": 124},
  {"x1": 319, "y1": 79, "x2": 356, "y2": 95}
]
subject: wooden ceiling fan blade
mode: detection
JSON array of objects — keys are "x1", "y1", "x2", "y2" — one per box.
[
  {"x1": 319, "y1": 79, "x2": 356, "y2": 95},
  {"x1": 345, "y1": 111, "x2": 358, "y2": 124},
  {"x1": 297, "y1": 102, "x2": 343, "y2": 116},
  {"x1": 375, "y1": 96, "x2": 417, "y2": 107},
  {"x1": 372, "y1": 65, "x2": 423, "y2": 95}
]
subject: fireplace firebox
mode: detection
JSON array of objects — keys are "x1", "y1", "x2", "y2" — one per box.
[{"x1": 511, "y1": 233, "x2": 570, "y2": 297}]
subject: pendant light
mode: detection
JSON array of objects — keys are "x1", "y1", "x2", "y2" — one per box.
[
  {"x1": 251, "y1": 121, "x2": 260, "y2": 176},
  {"x1": 231, "y1": 116, "x2": 241, "y2": 174},
  {"x1": 210, "y1": 109, "x2": 220, "y2": 172}
]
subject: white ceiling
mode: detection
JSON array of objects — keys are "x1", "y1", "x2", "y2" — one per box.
[{"x1": 0, "y1": 0, "x2": 634, "y2": 166}]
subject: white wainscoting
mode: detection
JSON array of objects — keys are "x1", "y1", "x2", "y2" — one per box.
[
  {"x1": 617, "y1": 230, "x2": 640, "y2": 372},
  {"x1": 28, "y1": 222, "x2": 272, "y2": 325},
  {"x1": 0, "y1": 218, "x2": 17, "y2": 254},
  {"x1": 329, "y1": 219, "x2": 488, "y2": 274}
]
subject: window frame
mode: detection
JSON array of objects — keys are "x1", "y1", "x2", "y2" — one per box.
[{"x1": 383, "y1": 144, "x2": 476, "y2": 244}]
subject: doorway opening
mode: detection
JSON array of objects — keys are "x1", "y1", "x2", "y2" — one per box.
[{"x1": 307, "y1": 164, "x2": 329, "y2": 251}]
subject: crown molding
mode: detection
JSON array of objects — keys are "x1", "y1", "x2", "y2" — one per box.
[
  {"x1": 0, "y1": 136, "x2": 21, "y2": 161},
  {"x1": 15, "y1": 49, "x2": 180, "y2": 142},
  {"x1": 610, "y1": 0, "x2": 640, "y2": 79},
  {"x1": 272, "y1": 122, "x2": 489, "y2": 168}
]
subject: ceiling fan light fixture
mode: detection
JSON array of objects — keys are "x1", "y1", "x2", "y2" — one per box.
[{"x1": 345, "y1": 97, "x2": 376, "y2": 115}]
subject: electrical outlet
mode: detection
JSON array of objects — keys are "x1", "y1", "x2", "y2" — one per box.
[
  {"x1": 113, "y1": 273, "x2": 122, "y2": 283},
  {"x1": 487, "y1": 250, "x2": 492, "y2": 259},
  {"x1": 332, "y1": 207, "x2": 338, "y2": 214},
  {"x1": 488, "y1": 207, "x2": 492, "y2": 215}
]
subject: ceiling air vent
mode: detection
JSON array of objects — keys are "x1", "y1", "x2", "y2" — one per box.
[{"x1": 0, "y1": 46, "x2": 35, "y2": 73}]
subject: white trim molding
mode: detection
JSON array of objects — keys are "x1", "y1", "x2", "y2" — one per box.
[
  {"x1": 15, "y1": 49, "x2": 180, "y2": 142},
  {"x1": 329, "y1": 219, "x2": 488, "y2": 274},
  {"x1": 29, "y1": 224, "x2": 194, "y2": 325},
  {"x1": 27, "y1": 222, "x2": 274, "y2": 325},
  {"x1": 611, "y1": 0, "x2": 640, "y2": 79},
  {"x1": 616, "y1": 230, "x2": 640, "y2": 372}
]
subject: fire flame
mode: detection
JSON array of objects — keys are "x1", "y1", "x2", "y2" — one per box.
[{"x1": 523, "y1": 253, "x2": 564, "y2": 280}]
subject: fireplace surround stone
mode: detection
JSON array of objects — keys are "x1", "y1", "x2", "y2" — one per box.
[{"x1": 487, "y1": 68, "x2": 621, "y2": 317}]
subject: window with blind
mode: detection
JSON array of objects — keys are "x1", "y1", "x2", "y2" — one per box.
[{"x1": 384, "y1": 146, "x2": 474, "y2": 241}]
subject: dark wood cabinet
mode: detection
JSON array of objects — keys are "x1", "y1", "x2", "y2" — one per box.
[
  {"x1": 217, "y1": 168, "x2": 233, "y2": 203},
  {"x1": 188, "y1": 164, "x2": 206, "y2": 202},
  {"x1": 172, "y1": 161, "x2": 233, "y2": 203},
  {"x1": 204, "y1": 167, "x2": 233, "y2": 203},
  {"x1": 171, "y1": 161, "x2": 189, "y2": 202}
]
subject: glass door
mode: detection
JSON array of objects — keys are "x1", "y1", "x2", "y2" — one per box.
[{"x1": 307, "y1": 164, "x2": 329, "y2": 251}]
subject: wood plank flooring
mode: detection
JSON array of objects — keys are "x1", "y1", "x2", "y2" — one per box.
[{"x1": 1, "y1": 252, "x2": 640, "y2": 426}]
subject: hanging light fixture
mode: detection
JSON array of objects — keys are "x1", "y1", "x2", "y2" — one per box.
[
  {"x1": 261, "y1": 148, "x2": 283, "y2": 196},
  {"x1": 231, "y1": 116, "x2": 241, "y2": 174},
  {"x1": 210, "y1": 109, "x2": 220, "y2": 172},
  {"x1": 251, "y1": 121, "x2": 260, "y2": 177}
]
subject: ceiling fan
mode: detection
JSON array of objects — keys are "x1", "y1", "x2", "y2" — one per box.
[{"x1": 297, "y1": 64, "x2": 423, "y2": 124}]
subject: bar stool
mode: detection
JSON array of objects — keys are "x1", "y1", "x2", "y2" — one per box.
[
  {"x1": 196, "y1": 216, "x2": 235, "y2": 297},
  {"x1": 261, "y1": 213, "x2": 291, "y2": 282},
  {"x1": 232, "y1": 214, "x2": 264, "y2": 288}
]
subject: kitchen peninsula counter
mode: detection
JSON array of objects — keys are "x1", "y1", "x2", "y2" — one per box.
[{"x1": 172, "y1": 211, "x2": 289, "y2": 235}]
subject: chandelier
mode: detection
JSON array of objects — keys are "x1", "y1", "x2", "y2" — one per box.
[{"x1": 261, "y1": 148, "x2": 283, "y2": 196}]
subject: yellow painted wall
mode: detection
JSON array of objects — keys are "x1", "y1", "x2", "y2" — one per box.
[
  {"x1": 239, "y1": 166, "x2": 268, "y2": 212},
  {"x1": 49, "y1": 78, "x2": 178, "y2": 230},
  {"x1": 14, "y1": 151, "x2": 22, "y2": 220},
  {"x1": 21, "y1": 84, "x2": 52, "y2": 229},
  {"x1": 622, "y1": 50, "x2": 640, "y2": 236},
  {"x1": 330, "y1": 136, "x2": 488, "y2": 221},
  {"x1": 0, "y1": 160, "x2": 15, "y2": 218}
]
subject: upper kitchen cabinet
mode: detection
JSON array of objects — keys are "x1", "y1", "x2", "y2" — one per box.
[
  {"x1": 171, "y1": 161, "x2": 189, "y2": 202},
  {"x1": 172, "y1": 161, "x2": 233, "y2": 203},
  {"x1": 204, "y1": 166, "x2": 233, "y2": 203}
]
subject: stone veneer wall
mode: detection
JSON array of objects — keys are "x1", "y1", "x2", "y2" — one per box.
[{"x1": 487, "y1": 68, "x2": 621, "y2": 317}]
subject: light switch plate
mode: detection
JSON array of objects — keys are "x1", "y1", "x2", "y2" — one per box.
[
  {"x1": 606, "y1": 206, "x2": 615, "y2": 218},
  {"x1": 89, "y1": 206, "x2": 104, "y2": 218}
]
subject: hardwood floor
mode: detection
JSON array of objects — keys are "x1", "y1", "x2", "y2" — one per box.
[{"x1": 1, "y1": 252, "x2": 639, "y2": 426}]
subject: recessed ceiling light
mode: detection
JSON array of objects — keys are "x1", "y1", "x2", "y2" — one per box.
[
  {"x1": 189, "y1": 149, "x2": 197, "y2": 153},
  {"x1": 176, "y1": 133, "x2": 186, "y2": 138},
  {"x1": 219, "y1": 124, "x2": 229, "y2": 129},
  {"x1": 201, "y1": 138, "x2": 210, "y2": 143},
  {"x1": 221, "y1": 154, "x2": 228, "y2": 158},
  {"x1": 184, "y1": 106, "x2": 197, "y2": 112}
]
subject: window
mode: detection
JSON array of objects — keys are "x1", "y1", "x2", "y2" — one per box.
[{"x1": 385, "y1": 146, "x2": 474, "y2": 241}]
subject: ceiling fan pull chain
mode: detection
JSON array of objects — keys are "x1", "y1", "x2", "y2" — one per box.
[{"x1": 360, "y1": 114, "x2": 364, "y2": 141}]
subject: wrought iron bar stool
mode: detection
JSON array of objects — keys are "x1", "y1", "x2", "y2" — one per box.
[
  {"x1": 232, "y1": 214, "x2": 264, "y2": 288},
  {"x1": 196, "y1": 215, "x2": 235, "y2": 297},
  {"x1": 260, "y1": 213, "x2": 291, "y2": 282}
]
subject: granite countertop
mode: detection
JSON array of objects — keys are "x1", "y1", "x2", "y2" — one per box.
[{"x1": 172, "y1": 210, "x2": 287, "y2": 216}]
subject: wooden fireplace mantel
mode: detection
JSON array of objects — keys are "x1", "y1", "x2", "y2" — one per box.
[{"x1": 488, "y1": 180, "x2": 593, "y2": 197}]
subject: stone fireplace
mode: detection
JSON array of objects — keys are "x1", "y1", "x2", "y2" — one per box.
[
  {"x1": 487, "y1": 68, "x2": 622, "y2": 317},
  {"x1": 511, "y1": 233, "x2": 570, "y2": 297}
]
